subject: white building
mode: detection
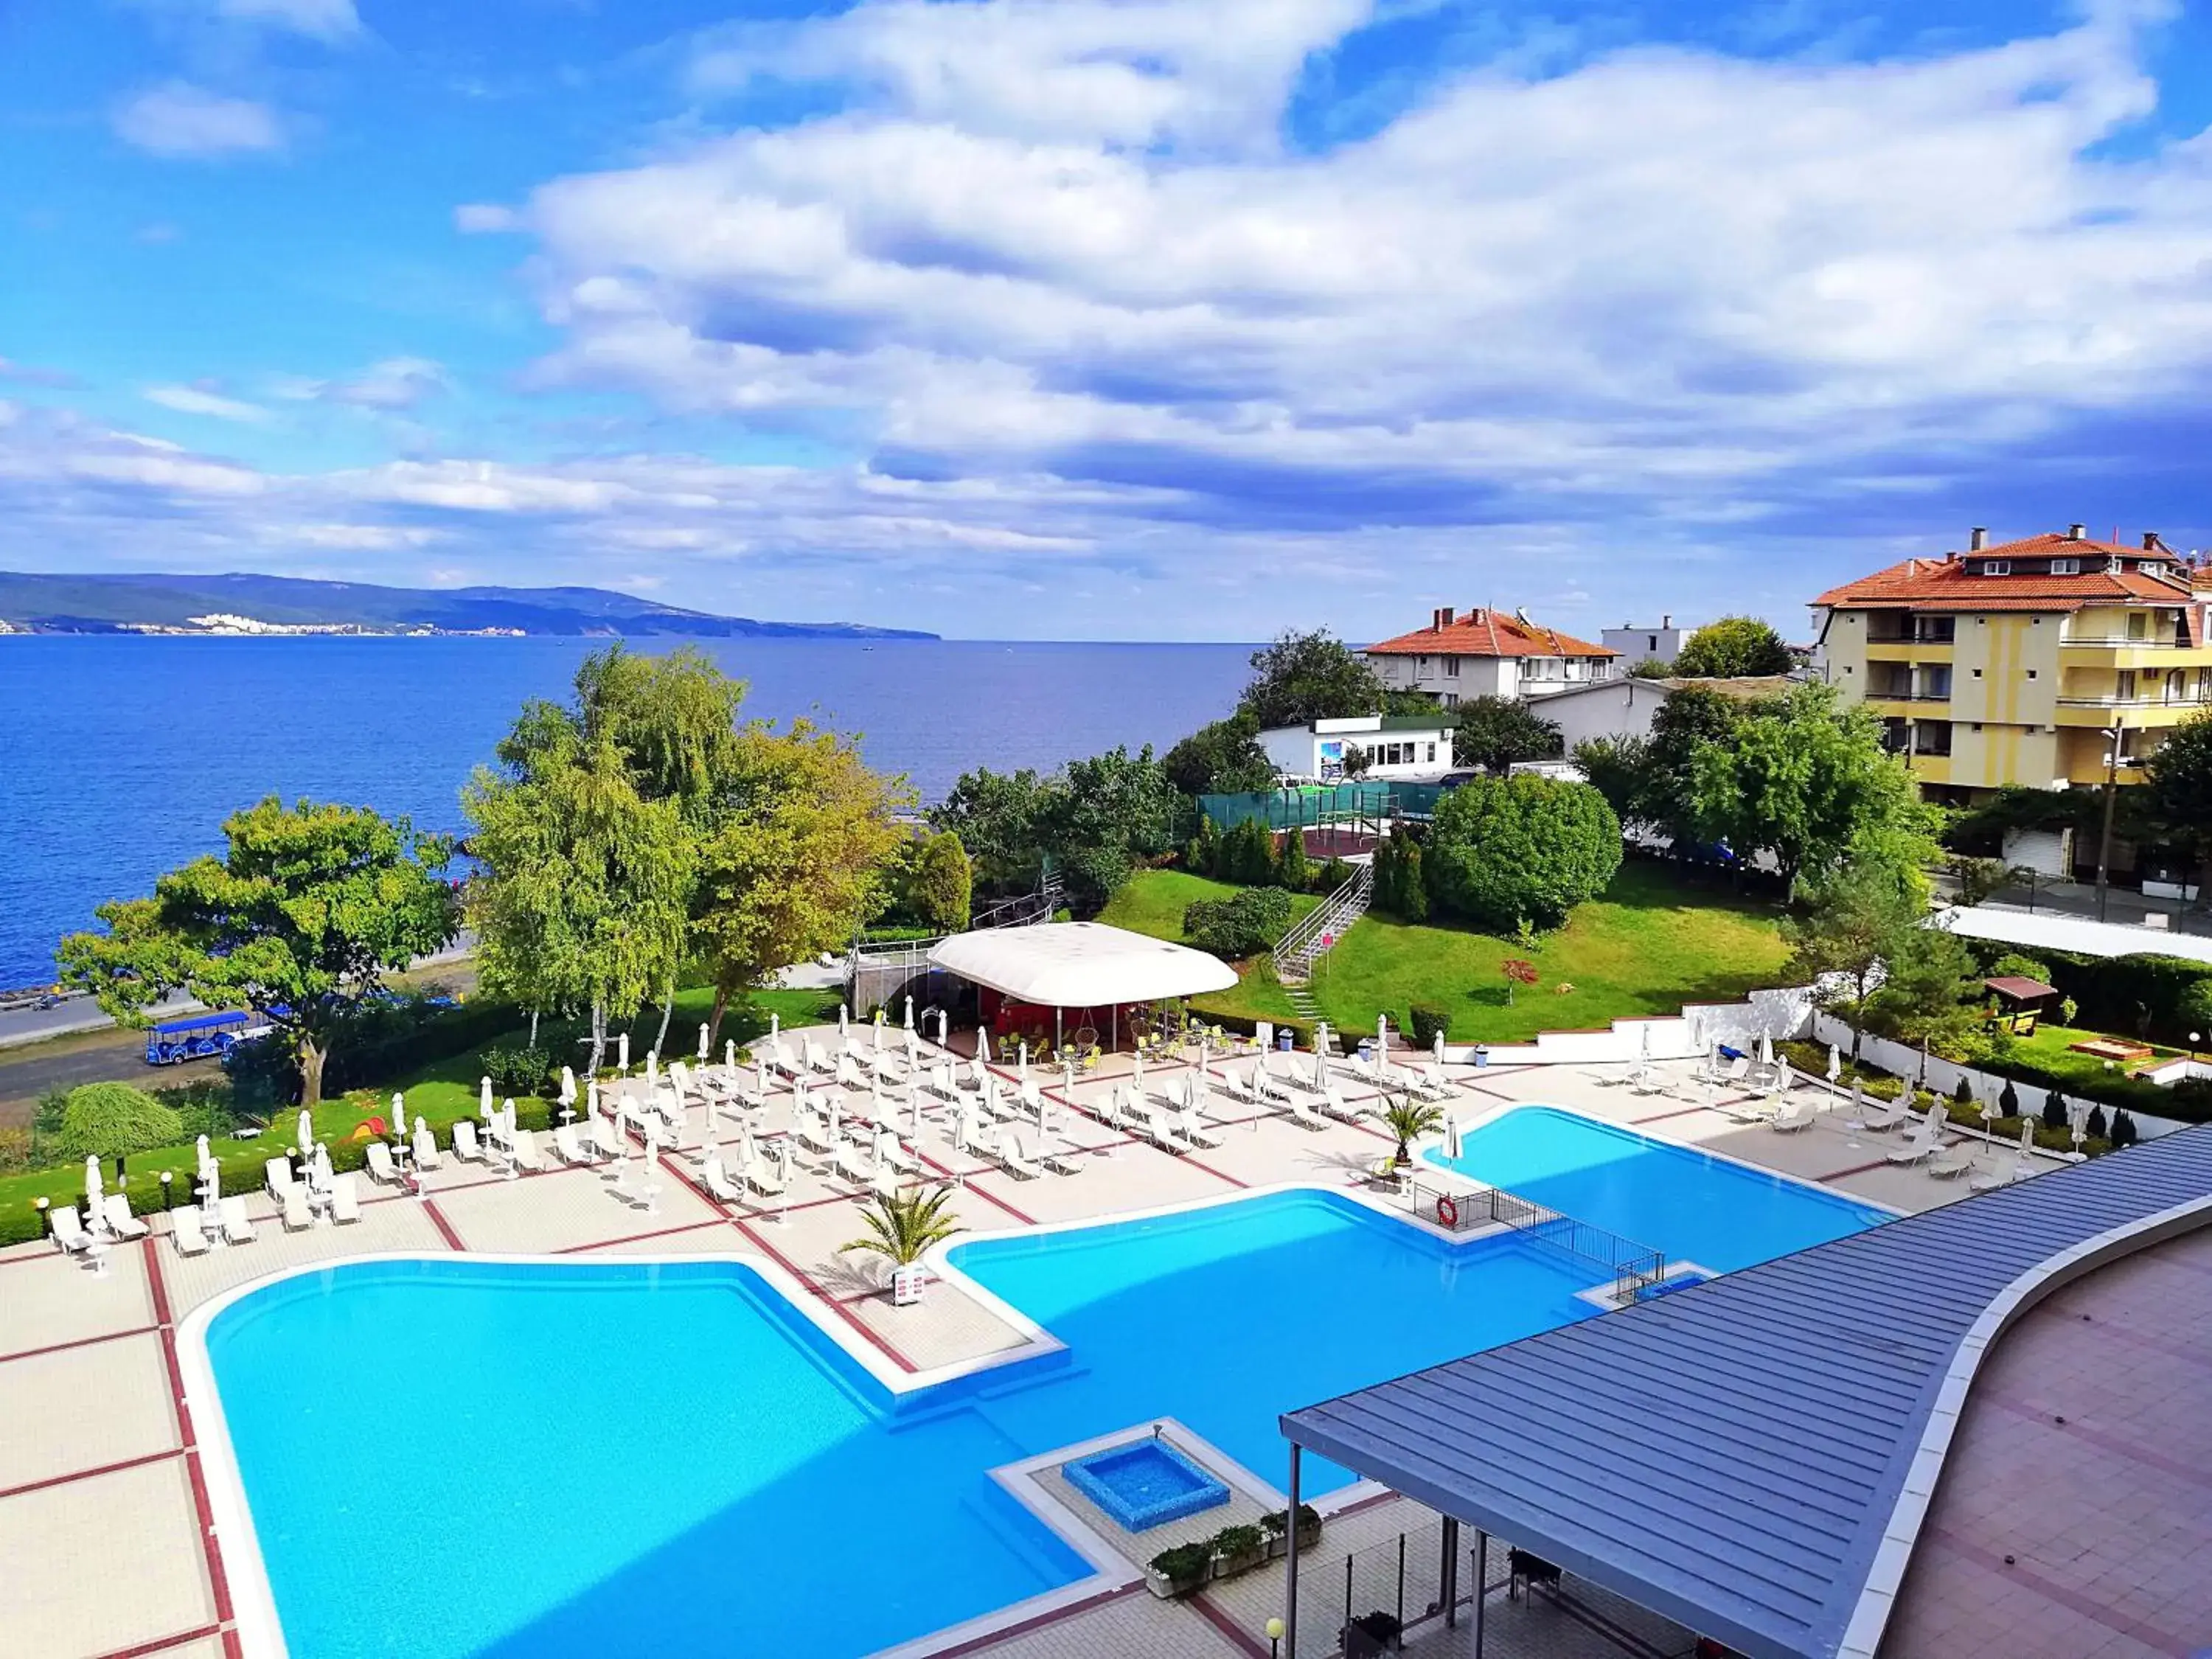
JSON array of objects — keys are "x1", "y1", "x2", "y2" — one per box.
[
  {"x1": 1364, "y1": 607, "x2": 1620, "y2": 703},
  {"x1": 1537, "y1": 674, "x2": 1794, "y2": 752},
  {"x1": 1601, "y1": 616, "x2": 1687, "y2": 668},
  {"x1": 1258, "y1": 714, "x2": 1455, "y2": 782}
]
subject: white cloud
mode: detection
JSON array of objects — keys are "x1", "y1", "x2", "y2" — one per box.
[
  {"x1": 216, "y1": 0, "x2": 361, "y2": 41},
  {"x1": 454, "y1": 203, "x2": 521, "y2": 234},
  {"x1": 114, "y1": 83, "x2": 283, "y2": 159},
  {"x1": 269, "y1": 523, "x2": 441, "y2": 550},
  {"x1": 145, "y1": 383, "x2": 273, "y2": 423},
  {"x1": 311, "y1": 358, "x2": 449, "y2": 410}
]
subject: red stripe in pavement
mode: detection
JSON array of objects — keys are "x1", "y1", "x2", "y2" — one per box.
[
  {"x1": 918, "y1": 1580, "x2": 1149, "y2": 1659},
  {"x1": 0, "y1": 1323, "x2": 161, "y2": 1366},
  {"x1": 1631, "y1": 1105, "x2": 1710, "y2": 1125},
  {"x1": 1191, "y1": 1591, "x2": 1271, "y2": 1658},
  {"x1": 554, "y1": 1218, "x2": 726, "y2": 1255},
  {"x1": 915, "y1": 1153, "x2": 1034, "y2": 1225},
  {"x1": 419, "y1": 1197, "x2": 466, "y2": 1251},
  {"x1": 0, "y1": 1447, "x2": 185, "y2": 1502},
  {"x1": 1818, "y1": 1158, "x2": 1894, "y2": 1183},
  {"x1": 88, "y1": 1623, "x2": 228, "y2": 1659},
  {"x1": 1180, "y1": 1155, "x2": 1248, "y2": 1189},
  {"x1": 730, "y1": 1217, "x2": 917, "y2": 1374},
  {"x1": 140, "y1": 1238, "x2": 243, "y2": 1659}
]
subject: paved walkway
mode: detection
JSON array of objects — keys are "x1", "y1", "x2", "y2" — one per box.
[{"x1": 0, "y1": 1031, "x2": 2020, "y2": 1659}]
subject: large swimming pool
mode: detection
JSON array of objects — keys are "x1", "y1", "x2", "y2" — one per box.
[{"x1": 200, "y1": 1107, "x2": 1885, "y2": 1658}]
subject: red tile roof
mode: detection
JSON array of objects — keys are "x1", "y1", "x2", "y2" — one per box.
[
  {"x1": 1365, "y1": 608, "x2": 1616, "y2": 659},
  {"x1": 1815, "y1": 534, "x2": 2196, "y2": 613}
]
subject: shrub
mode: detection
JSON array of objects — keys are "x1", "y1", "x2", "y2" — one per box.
[
  {"x1": 480, "y1": 1043, "x2": 552, "y2": 1096},
  {"x1": 1273, "y1": 829, "x2": 1312, "y2": 893},
  {"x1": 0, "y1": 1127, "x2": 29, "y2": 1172},
  {"x1": 1150, "y1": 1543, "x2": 1213, "y2": 1590},
  {"x1": 2085, "y1": 1103, "x2": 2108, "y2": 1140},
  {"x1": 1425, "y1": 774, "x2": 1621, "y2": 930},
  {"x1": 1952, "y1": 1077, "x2": 1975, "y2": 1107},
  {"x1": 2110, "y1": 1109, "x2": 2139, "y2": 1147},
  {"x1": 1988, "y1": 951, "x2": 2051, "y2": 986},
  {"x1": 1317, "y1": 856, "x2": 1354, "y2": 894},
  {"x1": 52, "y1": 1082, "x2": 184, "y2": 1161},
  {"x1": 1183, "y1": 887, "x2": 1294, "y2": 958},
  {"x1": 153, "y1": 1077, "x2": 242, "y2": 1141},
  {"x1": 1997, "y1": 1079, "x2": 2019, "y2": 1117},
  {"x1": 2039, "y1": 1089, "x2": 2067, "y2": 1132},
  {"x1": 1408, "y1": 1004, "x2": 1450, "y2": 1049}
]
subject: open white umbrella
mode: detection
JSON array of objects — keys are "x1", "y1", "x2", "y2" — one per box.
[
  {"x1": 84, "y1": 1154, "x2": 105, "y2": 1214},
  {"x1": 298, "y1": 1108, "x2": 315, "y2": 1158},
  {"x1": 617, "y1": 1030, "x2": 630, "y2": 1073}
]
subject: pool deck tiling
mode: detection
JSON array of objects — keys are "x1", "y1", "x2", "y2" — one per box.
[{"x1": 0, "y1": 1028, "x2": 2062, "y2": 1659}]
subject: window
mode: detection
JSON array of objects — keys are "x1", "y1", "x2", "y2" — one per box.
[
  {"x1": 2118, "y1": 669, "x2": 2138, "y2": 700},
  {"x1": 1425, "y1": 742, "x2": 1436, "y2": 762},
  {"x1": 1416, "y1": 655, "x2": 1429, "y2": 672},
  {"x1": 1981, "y1": 560, "x2": 2011, "y2": 575},
  {"x1": 2025, "y1": 669, "x2": 2037, "y2": 679},
  {"x1": 2050, "y1": 557, "x2": 2079, "y2": 575},
  {"x1": 1444, "y1": 655, "x2": 1459, "y2": 677},
  {"x1": 2128, "y1": 613, "x2": 2148, "y2": 641},
  {"x1": 1647, "y1": 635, "x2": 1658, "y2": 651},
  {"x1": 1972, "y1": 667, "x2": 1983, "y2": 678},
  {"x1": 2199, "y1": 669, "x2": 2212, "y2": 702}
]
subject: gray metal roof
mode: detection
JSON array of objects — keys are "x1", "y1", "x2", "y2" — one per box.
[{"x1": 1283, "y1": 1127, "x2": 2212, "y2": 1659}]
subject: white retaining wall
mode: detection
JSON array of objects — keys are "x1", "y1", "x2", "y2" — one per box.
[
  {"x1": 1445, "y1": 985, "x2": 1815, "y2": 1068},
  {"x1": 1808, "y1": 1012, "x2": 2194, "y2": 1143}
]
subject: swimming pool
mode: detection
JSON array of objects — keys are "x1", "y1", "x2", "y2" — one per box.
[
  {"x1": 1422, "y1": 1105, "x2": 1890, "y2": 1270},
  {"x1": 196, "y1": 1108, "x2": 1886, "y2": 1658}
]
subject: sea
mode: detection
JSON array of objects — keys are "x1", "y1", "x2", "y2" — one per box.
[{"x1": 0, "y1": 636, "x2": 1253, "y2": 988}]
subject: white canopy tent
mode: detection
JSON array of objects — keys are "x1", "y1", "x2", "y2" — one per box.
[{"x1": 928, "y1": 922, "x2": 1237, "y2": 1049}]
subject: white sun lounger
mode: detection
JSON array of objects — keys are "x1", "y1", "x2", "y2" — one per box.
[
  {"x1": 701, "y1": 1154, "x2": 744, "y2": 1204},
  {"x1": 1216, "y1": 1063, "x2": 1260, "y2": 1106},
  {"x1": 281, "y1": 1185, "x2": 313, "y2": 1231},
  {"x1": 803, "y1": 1037, "x2": 838, "y2": 1075},
  {"x1": 878, "y1": 1137, "x2": 921, "y2": 1177},
  {"x1": 366, "y1": 1141, "x2": 402, "y2": 1184},
  {"x1": 170, "y1": 1203, "x2": 212, "y2": 1255},
  {"x1": 744, "y1": 1149, "x2": 787, "y2": 1198},
  {"x1": 265, "y1": 1156, "x2": 296, "y2": 1200},
  {"x1": 452, "y1": 1120, "x2": 486, "y2": 1162},
  {"x1": 49, "y1": 1204, "x2": 94, "y2": 1255},
  {"x1": 1284, "y1": 1094, "x2": 1330, "y2": 1131},
  {"x1": 1970, "y1": 1152, "x2": 2032, "y2": 1192},
  {"x1": 591, "y1": 1117, "x2": 626, "y2": 1161},
  {"x1": 219, "y1": 1195, "x2": 257, "y2": 1243},
  {"x1": 1770, "y1": 1096, "x2": 1818, "y2": 1133},
  {"x1": 1175, "y1": 1107, "x2": 1222, "y2": 1150},
  {"x1": 554, "y1": 1124, "x2": 594, "y2": 1166},
  {"x1": 101, "y1": 1193, "x2": 151, "y2": 1241},
  {"x1": 509, "y1": 1128, "x2": 543, "y2": 1172},
  {"x1": 1927, "y1": 1152, "x2": 1974, "y2": 1180},
  {"x1": 412, "y1": 1126, "x2": 443, "y2": 1170},
  {"x1": 1885, "y1": 1108, "x2": 1950, "y2": 1166},
  {"x1": 834, "y1": 1141, "x2": 875, "y2": 1187},
  {"x1": 1318, "y1": 1084, "x2": 1366, "y2": 1124},
  {"x1": 797, "y1": 1113, "x2": 839, "y2": 1158},
  {"x1": 330, "y1": 1173, "x2": 361, "y2": 1223},
  {"x1": 995, "y1": 1127, "x2": 1042, "y2": 1180}
]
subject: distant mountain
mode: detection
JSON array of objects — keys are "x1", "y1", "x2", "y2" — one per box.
[{"x1": 0, "y1": 571, "x2": 937, "y2": 640}]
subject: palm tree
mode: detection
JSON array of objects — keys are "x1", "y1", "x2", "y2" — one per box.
[
  {"x1": 840, "y1": 1183, "x2": 964, "y2": 1283},
  {"x1": 1381, "y1": 1095, "x2": 1445, "y2": 1166}
]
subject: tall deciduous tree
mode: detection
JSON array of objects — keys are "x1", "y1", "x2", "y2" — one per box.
[
  {"x1": 692, "y1": 719, "x2": 909, "y2": 1043},
  {"x1": 891, "y1": 830, "x2": 974, "y2": 933},
  {"x1": 1685, "y1": 682, "x2": 1933, "y2": 892},
  {"x1": 1161, "y1": 712, "x2": 1277, "y2": 796},
  {"x1": 1867, "y1": 922, "x2": 1987, "y2": 1060},
  {"x1": 1672, "y1": 616, "x2": 1793, "y2": 678},
  {"x1": 58, "y1": 798, "x2": 459, "y2": 1105},
  {"x1": 1784, "y1": 864, "x2": 1927, "y2": 1057},
  {"x1": 1424, "y1": 774, "x2": 1621, "y2": 929},
  {"x1": 1450, "y1": 695, "x2": 1562, "y2": 774},
  {"x1": 1236, "y1": 630, "x2": 1387, "y2": 729},
  {"x1": 2145, "y1": 709, "x2": 2212, "y2": 891}
]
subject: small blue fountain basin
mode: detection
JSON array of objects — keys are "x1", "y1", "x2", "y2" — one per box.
[{"x1": 1062, "y1": 1439, "x2": 1231, "y2": 1532}]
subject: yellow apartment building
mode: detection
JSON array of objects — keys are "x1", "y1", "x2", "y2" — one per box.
[{"x1": 1812, "y1": 526, "x2": 2212, "y2": 804}]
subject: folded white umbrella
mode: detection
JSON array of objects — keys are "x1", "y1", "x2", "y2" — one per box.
[
  {"x1": 1757, "y1": 1030, "x2": 1773, "y2": 1068},
  {"x1": 723, "y1": 1039, "x2": 737, "y2": 1072},
  {"x1": 770, "y1": 1012, "x2": 781, "y2": 1045},
  {"x1": 1433, "y1": 1030, "x2": 1446, "y2": 1065},
  {"x1": 617, "y1": 1031, "x2": 630, "y2": 1072},
  {"x1": 698, "y1": 1022, "x2": 710, "y2": 1062},
  {"x1": 902, "y1": 996, "x2": 914, "y2": 1032},
  {"x1": 390, "y1": 1093, "x2": 406, "y2": 1139},
  {"x1": 586, "y1": 1079, "x2": 600, "y2": 1119},
  {"x1": 313, "y1": 1142, "x2": 334, "y2": 1191},
  {"x1": 1133, "y1": 1052, "x2": 1144, "y2": 1094},
  {"x1": 298, "y1": 1108, "x2": 315, "y2": 1158},
  {"x1": 200, "y1": 1160, "x2": 220, "y2": 1211},
  {"x1": 873, "y1": 1012, "x2": 884, "y2": 1053},
  {"x1": 85, "y1": 1154, "x2": 104, "y2": 1211},
  {"x1": 1826, "y1": 1044, "x2": 1843, "y2": 1083},
  {"x1": 559, "y1": 1067, "x2": 577, "y2": 1107},
  {"x1": 1444, "y1": 1118, "x2": 1463, "y2": 1159},
  {"x1": 647, "y1": 1053, "x2": 660, "y2": 1095},
  {"x1": 1016, "y1": 1042, "x2": 1029, "y2": 1083},
  {"x1": 1378, "y1": 1015, "x2": 1390, "y2": 1068},
  {"x1": 908, "y1": 1086, "x2": 922, "y2": 1139},
  {"x1": 479, "y1": 1077, "x2": 494, "y2": 1117},
  {"x1": 838, "y1": 1003, "x2": 849, "y2": 1037},
  {"x1": 195, "y1": 1133, "x2": 212, "y2": 1180}
]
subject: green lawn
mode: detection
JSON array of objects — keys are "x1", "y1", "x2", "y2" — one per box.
[
  {"x1": 1105, "y1": 860, "x2": 1792, "y2": 1045},
  {"x1": 1096, "y1": 869, "x2": 1321, "y2": 945},
  {"x1": 1986, "y1": 1023, "x2": 2192, "y2": 1115},
  {"x1": 0, "y1": 984, "x2": 841, "y2": 1241}
]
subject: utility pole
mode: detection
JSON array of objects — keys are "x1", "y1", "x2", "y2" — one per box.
[{"x1": 2095, "y1": 720, "x2": 2124, "y2": 924}]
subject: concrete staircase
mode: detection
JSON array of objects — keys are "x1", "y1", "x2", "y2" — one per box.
[{"x1": 1272, "y1": 861, "x2": 1372, "y2": 1014}]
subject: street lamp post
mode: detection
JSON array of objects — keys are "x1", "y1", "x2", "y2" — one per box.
[{"x1": 2095, "y1": 721, "x2": 2124, "y2": 924}]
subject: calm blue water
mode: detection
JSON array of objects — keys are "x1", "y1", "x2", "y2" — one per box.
[
  {"x1": 1424, "y1": 1105, "x2": 1890, "y2": 1270},
  {"x1": 0, "y1": 636, "x2": 1249, "y2": 985},
  {"x1": 205, "y1": 1111, "x2": 1885, "y2": 1659}
]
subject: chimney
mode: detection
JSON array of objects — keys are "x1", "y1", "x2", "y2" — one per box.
[
  {"x1": 1439, "y1": 605, "x2": 1455, "y2": 627},
  {"x1": 1969, "y1": 527, "x2": 1988, "y2": 551},
  {"x1": 1661, "y1": 613, "x2": 1672, "y2": 629},
  {"x1": 2142, "y1": 532, "x2": 2160, "y2": 552},
  {"x1": 1469, "y1": 606, "x2": 1486, "y2": 625},
  {"x1": 2067, "y1": 523, "x2": 2087, "y2": 541}
]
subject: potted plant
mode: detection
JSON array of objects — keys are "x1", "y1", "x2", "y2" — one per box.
[
  {"x1": 838, "y1": 1182, "x2": 964, "y2": 1306},
  {"x1": 1381, "y1": 1096, "x2": 1445, "y2": 1167},
  {"x1": 1211, "y1": 1523, "x2": 1266, "y2": 1580},
  {"x1": 1344, "y1": 1608, "x2": 1402, "y2": 1658},
  {"x1": 1146, "y1": 1542, "x2": 1213, "y2": 1599},
  {"x1": 1259, "y1": 1504, "x2": 1323, "y2": 1559}
]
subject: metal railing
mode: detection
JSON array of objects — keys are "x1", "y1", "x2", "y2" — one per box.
[
  {"x1": 845, "y1": 874, "x2": 1062, "y2": 978},
  {"x1": 1418, "y1": 1180, "x2": 1666, "y2": 1302},
  {"x1": 1274, "y1": 861, "x2": 1372, "y2": 987}
]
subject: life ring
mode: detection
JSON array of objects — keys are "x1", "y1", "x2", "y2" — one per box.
[{"x1": 1435, "y1": 1194, "x2": 1459, "y2": 1228}]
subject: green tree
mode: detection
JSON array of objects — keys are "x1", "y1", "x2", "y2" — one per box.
[
  {"x1": 2145, "y1": 709, "x2": 2212, "y2": 892},
  {"x1": 1425, "y1": 774, "x2": 1622, "y2": 929},
  {"x1": 1451, "y1": 695, "x2": 1562, "y2": 774},
  {"x1": 1236, "y1": 630, "x2": 1386, "y2": 729},
  {"x1": 1641, "y1": 687, "x2": 1752, "y2": 847},
  {"x1": 58, "y1": 798, "x2": 459, "y2": 1106},
  {"x1": 1183, "y1": 888, "x2": 1293, "y2": 957},
  {"x1": 465, "y1": 720, "x2": 692, "y2": 1077},
  {"x1": 1867, "y1": 923, "x2": 1986, "y2": 1060},
  {"x1": 2179, "y1": 978, "x2": 2212, "y2": 1043},
  {"x1": 1045, "y1": 745, "x2": 1188, "y2": 911},
  {"x1": 893, "y1": 830, "x2": 973, "y2": 933},
  {"x1": 1273, "y1": 827, "x2": 1312, "y2": 892},
  {"x1": 1161, "y1": 713, "x2": 1277, "y2": 796},
  {"x1": 1672, "y1": 616, "x2": 1792, "y2": 678},
  {"x1": 1571, "y1": 734, "x2": 1655, "y2": 834},
  {"x1": 840, "y1": 1183, "x2": 964, "y2": 1270},
  {"x1": 1784, "y1": 866, "x2": 1926, "y2": 1057},
  {"x1": 933, "y1": 768, "x2": 1057, "y2": 895},
  {"x1": 692, "y1": 720, "x2": 910, "y2": 1042},
  {"x1": 1627, "y1": 657, "x2": 1672, "y2": 678},
  {"x1": 1686, "y1": 682, "x2": 1933, "y2": 891},
  {"x1": 52, "y1": 1082, "x2": 184, "y2": 1161}
]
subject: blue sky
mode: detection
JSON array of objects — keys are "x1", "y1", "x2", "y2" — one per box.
[{"x1": 2, "y1": 0, "x2": 2209, "y2": 640}]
